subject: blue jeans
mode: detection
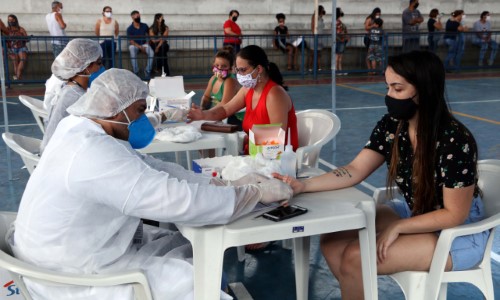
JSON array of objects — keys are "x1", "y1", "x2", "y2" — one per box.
[
  {"x1": 52, "y1": 43, "x2": 66, "y2": 59},
  {"x1": 385, "y1": 197, "x2": 489, "y2": 271},
  {"x1": 427, "y1": 34, "x2": 440, "y2": 53},
  {"x1": 444, "y1": 38, "x2": 465, "y2": 70},
  {"x1": 129, "y1": 43, "x2": 154, "y2": 74},
  {"x1": 100, "y1": 40, "x2": 116, "y2": 69},
  {"x1": 473, "y1": 39, "x2": 498, "y2": 64}
]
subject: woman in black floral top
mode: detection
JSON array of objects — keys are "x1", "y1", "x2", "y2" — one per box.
[{"x1": 276, "y1": 51, "x2": 488, "y2": 299}]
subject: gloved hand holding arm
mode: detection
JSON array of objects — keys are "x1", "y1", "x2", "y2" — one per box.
[
  {"x1": 210, "y1": 172, "x2": 269, "y2": 187},
  {"x1": 229, "y1": 178, "x2": 293, "y2": 221},
  {"x1": 162, "y1": 107, "x2": 189, "y2": 122}
]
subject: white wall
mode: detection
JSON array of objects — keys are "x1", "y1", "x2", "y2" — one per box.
[{"x1": 1, "y1": 0, "x2": 499, "y2": 37}]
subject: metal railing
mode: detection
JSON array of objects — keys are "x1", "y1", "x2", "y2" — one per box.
[{"x1": 2, "y1": 31, "x2": 499, "y2": 85}]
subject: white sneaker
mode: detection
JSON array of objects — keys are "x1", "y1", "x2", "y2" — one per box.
[{"x1": 12, "y1": 75, "x2": 18, "y2": 80}]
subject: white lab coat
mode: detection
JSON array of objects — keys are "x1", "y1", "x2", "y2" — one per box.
[{"x1": 10, "y1": 115, "x2": 236, "y2": 300}]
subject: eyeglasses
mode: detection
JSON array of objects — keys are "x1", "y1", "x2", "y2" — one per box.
[
  {"x1": 234, "y1": 67, "x2": 253, "y2": 74},
  {"x1": 104, "y1": 10, "x2": 112, "y2": 13}
]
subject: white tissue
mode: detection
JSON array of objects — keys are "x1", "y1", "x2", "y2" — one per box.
[
  {"x1": 221, "y1": 153, "x2": 282, "y2": 181},
  {"x1": 155, "y1": 126, "x2": 202, "y2": 143}
]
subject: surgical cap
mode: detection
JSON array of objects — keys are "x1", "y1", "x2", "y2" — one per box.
[
  {"x1": 51, "y1": 38, "x2": 102, "y2": 80},
  {"x1": 67, "y1": 68, "x2": 149, "y2": 118}
]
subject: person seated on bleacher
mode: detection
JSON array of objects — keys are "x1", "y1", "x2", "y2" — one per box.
[
  {"x1": 127, "y1": 10, "x2": 154, "y2": 79},
  {"x1": 472, "y1": 11, "x2": 498, "y2": 67}
]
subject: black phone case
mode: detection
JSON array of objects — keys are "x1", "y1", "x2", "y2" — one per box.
[{"x1": 262, "y1": 205, "x2": 308, "y2": 222}]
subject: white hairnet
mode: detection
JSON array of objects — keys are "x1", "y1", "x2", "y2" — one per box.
[
  {"x1": 67, "y1": 68, "x2": 149, "y2": 118},
  {"x1": 51, "y1": 38, "x2": 102, "y2": 80}
]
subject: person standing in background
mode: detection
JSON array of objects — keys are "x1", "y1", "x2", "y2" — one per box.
[
  {"x1": 444, "y1": 10, "x2": 467, "y2": 72},
  {"x1": 95, "y1": 6, "x2": 119, "y2": 69},
  {"x1": 335, "y1": 7, "x2": 349, "y2": 76},
  {"x1": 472, "y1": 11, "x2": 498, "y2": 67},
  {"x1": 149, "y1": 13, "x2": 170, "y2": 76},
  {"x1": 402, "y1": 0, "x2": 423, "y2": 53},
  {"x1": 367, "y1": 18, "x2": 384, "y2": 75},
  {"x1": 308, "y1": 5, "x2": 326, "y2": 72},
  {"x1": 1, "y1": 15, "x2": 29, "y2": 82},
  {"x1": 223, "y1": 10, "x2": 242, "y2": 54},
  {"x1": 46, "y1": 1, "x2": 67, "y2": 58},
  {"x1": 427, "y1": 8, "x2": 443, "y2": 53},
  {"x1": 364, "y1": 8, "x2": 382, "y2": 70}
]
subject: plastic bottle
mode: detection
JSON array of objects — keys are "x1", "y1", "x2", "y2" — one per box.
[{"x1": 280, "y1": 128, "x2": 297, "y2": 178}]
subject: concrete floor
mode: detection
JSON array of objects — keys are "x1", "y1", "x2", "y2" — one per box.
[{"x1": 0, "y1": 72, "x2": 499, "y2": 299}]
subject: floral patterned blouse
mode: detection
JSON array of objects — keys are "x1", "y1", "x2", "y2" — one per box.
[{"x1": 364, "y1": 114, "x2": 478, "y2": 212}]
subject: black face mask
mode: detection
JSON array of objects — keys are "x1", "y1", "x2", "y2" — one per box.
[
  {"x1": 134, "y1": 17, "x2": 141, "y2": 23},
  {"x1": 8, "y1": 21, "x2": 17, "y2": 27},
  {"x1": 232, "y1": 16, "x2": 238, "y2": 22},
  {"x1": 385, "y1": 95, "x2": 418, "y2": 120},
  {"x1": 414, "y1": 3, "x2": 419, "y2": 9}
]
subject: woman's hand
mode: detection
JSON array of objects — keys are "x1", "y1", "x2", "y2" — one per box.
[
  {"x1": 186, "y1": 103, "x2": 204, "y2": 122},
  {"x1": 273, "y1": 173, "x2": 306, "y2": 195},
  {"x1": 376, "y1": 220, "x2": 401, "y2": 264}
]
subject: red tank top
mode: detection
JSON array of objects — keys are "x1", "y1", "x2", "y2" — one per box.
[{"x1": 242, "y1": 80, "x2": 299, "y2": 150}]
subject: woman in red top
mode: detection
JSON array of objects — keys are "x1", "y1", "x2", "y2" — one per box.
[
  {"x1": 223, "y1": 10, "x2": 242, "y2": 54},
  {"x1": 188, "y1": 45, "x2": 299, "y2": 153}
]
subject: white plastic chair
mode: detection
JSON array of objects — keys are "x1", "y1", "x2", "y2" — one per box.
[
  {"x1": 295, "y1": 109, "x2": 341, "y2": 176},
  {"x1": 373, "y1": 159, "x2": 500, "y2": 300},
  {"x1": 18, "y1": 95, "x2": 48, "y2": 134},
  {"x1": 0, "y1": 211, "x2": 154, "y2": 300},
  {"x1": 2, "y1": 133, "x2": 41, "y2": 174}
]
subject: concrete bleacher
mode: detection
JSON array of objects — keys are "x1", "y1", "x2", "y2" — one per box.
[
  {"x1": 3, "y1": 0, "x2": 500, "y2": 81},
  {"x1": 4, "y1": 0, "x2": 500, "y2": 38}
]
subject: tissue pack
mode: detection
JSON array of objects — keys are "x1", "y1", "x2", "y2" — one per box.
[
  {"x1": 249, "y1": 124, "x2": 285, "y2": 159},
  {"x1": 149, "y1": 76, "x2": 193, "y2": 110}
]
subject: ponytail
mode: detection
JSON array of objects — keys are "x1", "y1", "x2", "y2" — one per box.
[{"x1": 268, "y1": 62, "x2": 288, "y2": 91}]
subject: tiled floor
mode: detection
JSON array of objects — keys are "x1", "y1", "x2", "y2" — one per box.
[{"x1": 0, "y1": 73, "x2": 499, "y2": 299}]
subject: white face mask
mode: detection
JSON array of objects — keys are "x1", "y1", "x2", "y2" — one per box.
[
  {"x1": 237, "y1": 69, "x2": 258, "y2": 89},
  {"x1": 461, "y1": 15, "x2": 466, "y2": 20},
  {"x1": 104, "y1": 12, "x2": 112, "y2": 18},
  {"x1": 486, "y1": 15, "x2": 491, "y2": 21}
]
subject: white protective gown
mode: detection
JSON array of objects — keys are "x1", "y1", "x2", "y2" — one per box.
[{"x1": 10, "y1": 115, "x2": 237, "y2": 300}]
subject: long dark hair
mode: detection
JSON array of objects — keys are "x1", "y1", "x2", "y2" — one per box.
[
  {"x1": 386, "y1": 51, "x2": 478, "y2": 214},
  {"x1": 369, "y1": 7, "x2": 381, "y2": 19},
  {"x1": 151, "y1": 13, "x2": 167, "y2": 36},
  {"x1": 7, "y1": 14, "x2": 19, "y2": 28},
  {"x1": 237, "y1": 45, "x2": 288, "y2": 91}
]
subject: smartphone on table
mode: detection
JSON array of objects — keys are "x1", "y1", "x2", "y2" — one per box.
[{"x1": 262, "y1": 205, "x2": 308, "y2": 222}]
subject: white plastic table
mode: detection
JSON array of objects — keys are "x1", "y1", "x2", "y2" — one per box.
[{"x1": 177, "y1": 188, "x2": 378, "y2": 300}]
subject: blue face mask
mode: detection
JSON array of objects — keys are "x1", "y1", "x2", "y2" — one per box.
[
  {"x1": 123, "y1": 111, "x2": 156, "y2": 149},
  {"x1": 89, "y1": 65, "x2": 105, "y2": 87}
]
